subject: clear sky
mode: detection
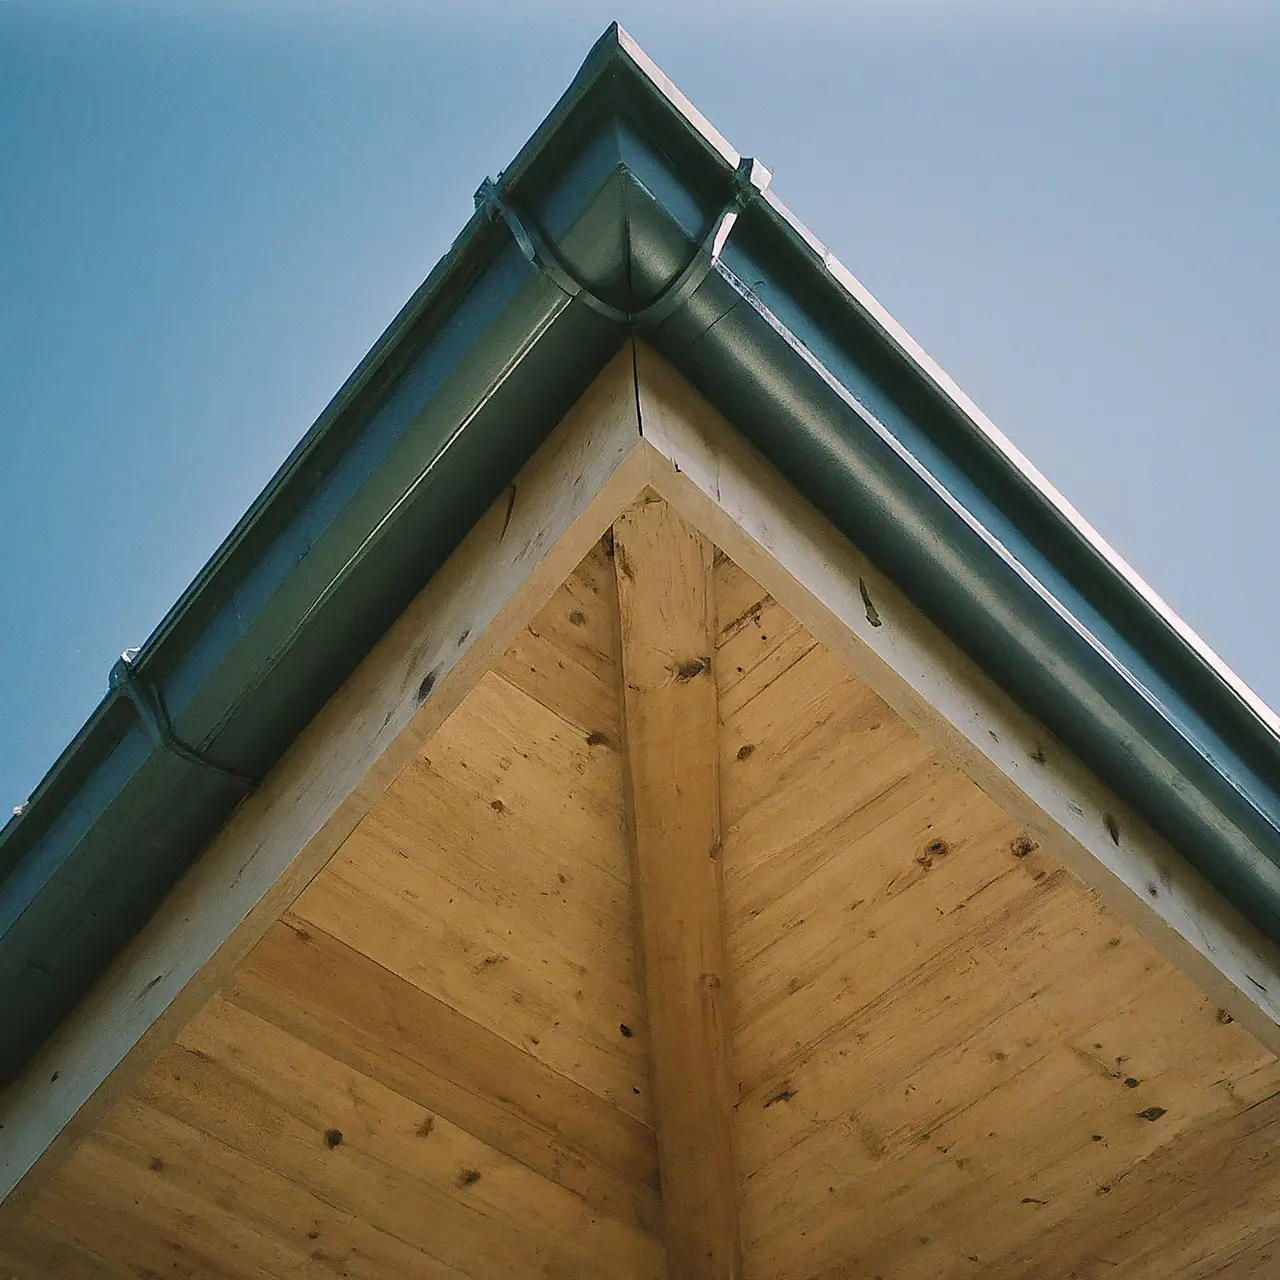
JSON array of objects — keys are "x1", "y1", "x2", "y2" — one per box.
[{"x1": 2, "y1": 1, "x2": 1278, "y2": 810}]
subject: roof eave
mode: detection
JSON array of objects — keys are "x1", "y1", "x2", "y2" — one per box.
[{"x1": 2, "y1": 22, "x2": 1278, "y2": 1088}]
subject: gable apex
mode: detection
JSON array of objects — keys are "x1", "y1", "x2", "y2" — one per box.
[
  {"x1": 2, "y1": 23, "x2": 1278, "y2": 1111},
  {"x1": 4, "y1": 348, "x2": 1278, "y2": 1271}
]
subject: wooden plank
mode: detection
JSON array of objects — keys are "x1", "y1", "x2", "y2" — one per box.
[
  {"x1": 0, "y1": 1216, "x2": 126, "y2": 1280},
  {"x1": 614, "y1": 497, "x2": 741, "y2": 1280},
  {"x1": 737, "y1": 927, "x2": 1277, "y2": 1277},
  {"x1": 226, "y1": 921, "x2": 662, "y2": 1234},
  {"x1": 633, "y1": 340, "x2": 1280, "y2": 1056},
  {"x1": 494, "y1": 536, "x2": 624, "y2": 738},
  {"x1": 37, "y1": 1140, "x2": 290, "y2": 1279},
  {"x1": 0, "y1": 347, "x2": 649, "y2": 1215},
  {"x1": 713, "y1": 553, "x2": 817, "y2": 721},
  {"x1": 125, "y1": 1001, "x2": 663, "y2": 1279},
  {"x1": 291, "y1": 667, "x2": 650, "y2": 1120},
  {"x1": 702, "y1": 595, "x2": 1280, "y2": 1277},
  {"x1": 743, "y1": 995, "x2": 1268, "y2": 1276},
  {"x1": 730, "y1": 788, "x2": 1025, "y2": 1098},
  {"x1": 973, "y1": 1082, "x2": 1280, "y2": 1279},
  {"x1": 718, "y1": 642, "x2": 929, "y2": 864},
  {"x1": 166, "y1": 1004, "x2": 661, "y2": 1274},
  {"x1": 82, "y1": 1095, "x2": 476, "y2": 1280}
]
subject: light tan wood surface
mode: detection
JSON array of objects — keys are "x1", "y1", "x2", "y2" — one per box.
[
  {"x1": 2, "y1": 547, "x2": 665, "y2": 1280},
  {"x1": 636, "y1": 342, "x2": 1280, "y2": 1056},
  {"x1": 615, "y1": 499, "x2": 740, "y2": 1280},
  {"x1": 0, "y1": 348, "x2": 648, "y2": 1217},
  {"x1": 2, "y1": 351, "x2": 1277, "y2": 1278},
  {"x1": 713, "y1": 561, "x2": 1280, "y2": 1280}
]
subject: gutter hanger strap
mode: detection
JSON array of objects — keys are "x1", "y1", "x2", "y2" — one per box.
[
  {"x1": 109, "y1": 651, "x2": 259, "y2": 792},
  {"x1": 475, "y1": 156, "x2": 771, "y2": 330},
  {"x1": 88, "y1": 160, "x2": 771, "y2": 816}
]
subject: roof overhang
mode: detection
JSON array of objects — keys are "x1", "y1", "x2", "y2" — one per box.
[
  {"x1": 3, "y1": 344, "x2": 1279, "y2": 1237},
  {"x1": 3, "y1": 21, "x2": 1278, "y2": 1110}
]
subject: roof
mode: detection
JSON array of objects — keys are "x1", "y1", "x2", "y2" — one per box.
[
  {"x1": 2, "y1": 19, "x2": 1278, "y2": 1091},
  {"x1": 7, "y1": 516, "x2": 1279, "y2": 1276}
]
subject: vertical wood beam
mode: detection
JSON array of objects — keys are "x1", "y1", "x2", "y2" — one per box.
[{"x1": 613, "y1": 496, "x2": 740, "y2": 1280}]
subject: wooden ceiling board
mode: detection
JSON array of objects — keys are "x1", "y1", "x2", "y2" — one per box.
[
  {"x1": 142, "y1": 998, "x2": 648, "y2": 1279},
  {"x1": 288, "y1": 682, "x2": 649, "y2": 1120},
  {"x1": 0, "y1": 1215, "x2": 128, "y2": 1280},
  {"x1": 492, "y1": 536, "x2": 624, "y2": 743},
  {"x1": 0, "y1": 350, "x2": 647, "y2": 1221},
  {"x1": 2, "y1": 387, "x2": 1277, "y2": 1279},
  {"x1": 716, "y1": 564, "x2": 1280, "y2": 1280},
  {"x1": 223, "y1": 922, "x2": 659, "y2": 1234},
  {"x1": 2, "y1": 550, "x2": 665, "y2": 1280}
]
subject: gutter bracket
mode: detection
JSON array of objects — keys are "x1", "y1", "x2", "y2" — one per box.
[
  {"x1": 108, "y1": 651, "x2": 259, "y2": 793},
  {"x1": 475, "y1": 155, "x2": 770, "y2": 331}
]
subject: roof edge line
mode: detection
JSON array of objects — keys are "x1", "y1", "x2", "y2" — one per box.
[{"x1": 759, "y1": 184, "x2": 1280, "y2": 743}]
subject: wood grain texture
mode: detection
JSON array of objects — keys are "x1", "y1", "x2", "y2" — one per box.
[
  {"x1": 615, "y1": 497, "x2": 740, "y2": 1280},
  {"x1": 223, "y1": 924, "x2": 661, "y2": 1233},
  {"x1": 713, "y1": 564, "x2": 1280, "y2": 1280},
  {"x1": 291, "y1": 665, "x2": 650, "y2": 1122},
  {"x1": 0, "y1": 347, "x2": 648, "y2": 1218},
  {"x1": 635, "y1": 340, "x2": 1280, "y2": 1057},
  {"x1": 0, "y1": 1216, "x2": 126, "y2": 1280},
  {"x1": 7, "y1": 348, "x2": 1279, "y2": 1278},
  {"x1": 494, "y1": 537, "x2": 623, "y2": 741},
  {"x1": 7, "y1": 552, "x2": 665, "y2": 1279}
]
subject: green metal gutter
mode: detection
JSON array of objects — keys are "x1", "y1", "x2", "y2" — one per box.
[{"x1": 2, "y1": 24, "x2": 1278, "y2": 1086}]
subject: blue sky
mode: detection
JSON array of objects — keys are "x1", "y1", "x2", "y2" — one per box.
[{"x1": 2, "y1": 1, "x2": 1278, "y2": 809}]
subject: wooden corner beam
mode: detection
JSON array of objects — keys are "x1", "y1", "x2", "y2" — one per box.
[
  {"x1": 613, "y1": 496, "x2": 741, "y2": 1280},
  {"x1": 630, "y1": 339, "x2": 1280, "y2": 1057}
]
